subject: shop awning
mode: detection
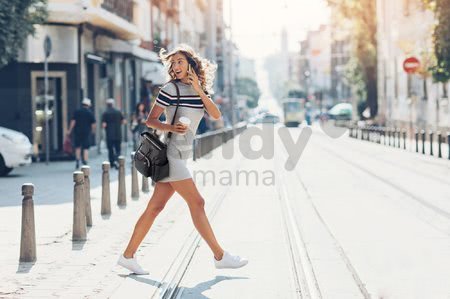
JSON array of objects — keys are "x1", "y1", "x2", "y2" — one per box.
[
  {"x1": 95, "y1": 35, "x2": 159, "y2": 62},
  {"x1": 141, "y1": 61, "x2": 167, "y2": 85}
]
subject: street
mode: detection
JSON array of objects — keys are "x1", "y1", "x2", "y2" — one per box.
[{"x1": 1, "y1": 123, "x2": 449, "y2": 298}]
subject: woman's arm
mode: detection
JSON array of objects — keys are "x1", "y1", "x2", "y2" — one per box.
[
  {"x1": 145, "y1": 104, "x2": 187, "y2": 134},
  {"x1": 188, "y1": 69, "x2": 222, "y2": 120},
  {"x1": 197, "y1": 89, "x2": 221, "y2": 120}
]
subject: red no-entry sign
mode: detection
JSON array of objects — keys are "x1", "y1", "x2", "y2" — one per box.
[{"x1": 403, "y1": 57, "x2": 420, "y2": 74}]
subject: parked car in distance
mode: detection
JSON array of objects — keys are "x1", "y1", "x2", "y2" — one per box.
[
  {"x1": 261, "y1": 113, "x2": 280, "y2": 124},
  {"x1": 250, "y1": 112, "x2": 280, "y2": 124},
  {"x1": 0, "y1": 127, "x2": 33, "y2": 176},
  {"x1": 327, "y1": 103, "x2": 352, "y2": 121}
]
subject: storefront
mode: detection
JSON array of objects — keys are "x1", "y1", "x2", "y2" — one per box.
[{"x1": 0, "y1": 25, "x2": 80, "y2": 160}]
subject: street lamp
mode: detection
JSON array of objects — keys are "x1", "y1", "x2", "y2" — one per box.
[
  {"x1": 227, "y1": 0, "x2": 237, "y2": 136},
  {"x1": 44, "y1": 35, "x2": 52, "y2": 165}
]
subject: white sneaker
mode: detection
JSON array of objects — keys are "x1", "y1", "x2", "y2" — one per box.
[
  {"x1": 214, "y1": 251, "x2": 248, "y2": 269},
  {"x1": 117, "y1": 254, "x2": 149, "y2": 275}
]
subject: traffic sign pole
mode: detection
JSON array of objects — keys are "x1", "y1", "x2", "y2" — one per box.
[{"x1": 403, "y1": 57, "x2": 420, "y2": 74}]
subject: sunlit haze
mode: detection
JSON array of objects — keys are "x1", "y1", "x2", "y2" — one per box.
[{"x1": 224, "y1": 0, "x2": 330, "y2": 58}]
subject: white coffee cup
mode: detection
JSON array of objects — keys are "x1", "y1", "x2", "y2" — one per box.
[
  {"x1": 178, "y1": 116, "x2": 191, "y2": 127},
  {"x1": 178, "y1": 116, "x2": 191, "y2": 135}
]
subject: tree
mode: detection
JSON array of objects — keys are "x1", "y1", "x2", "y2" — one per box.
[
  {"x1": 235, "y1": 77, "x2": 261, "y2": 108},
  {"x1": 0, "y1": 0, "x2": 48, "y2": 68},
  {"x1": 327, "y1": 0, "x2": 378, "y2": 118},
  {"x1": 423, "y1": 0, "x2": 450, "y2": 96}
]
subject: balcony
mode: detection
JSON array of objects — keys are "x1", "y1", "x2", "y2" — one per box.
[
  {"x1": 101, "y1": 0, "x2": 133, "y2": 23},
  {"x1": 47, "y1": 0, "x2": 140, "y2": 40}
]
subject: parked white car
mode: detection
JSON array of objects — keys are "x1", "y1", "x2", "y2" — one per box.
[{"x1": 0, "y1": 127, "x2": 33, "y2": 176}]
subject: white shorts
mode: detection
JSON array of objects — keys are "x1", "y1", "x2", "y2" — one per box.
[{"x1": 157, "y1": 156, "x2": 192, "y2": 183}]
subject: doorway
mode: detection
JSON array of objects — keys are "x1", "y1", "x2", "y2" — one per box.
[{"x1": 31, "y1": 71, "x2": 68, "y2": 158}]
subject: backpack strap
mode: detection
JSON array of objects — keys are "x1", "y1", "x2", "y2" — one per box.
[{"x1": 166, "y1": 81, "x2": 181, "y2": 139}]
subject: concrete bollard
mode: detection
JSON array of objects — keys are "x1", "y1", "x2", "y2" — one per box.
[
  {"x1": 437, "y1": 131, "x2": 442, "y2": 158},
  {"x1": 448, "y1": 132, "x2": 450, "y2": 160},
  {"x1": 117, "y1": 156, "x2": 127, "y2": 206},
  {"x1": 387, "y1": 128, "x2": 391, "y2": 146},
  {"x1": 393, "y1": 128, "x2": 398, "y2": 147},
  {"x1": 19, "y1": 183, "x2": 36, "y2": 262},
  {"x1": 81, "y1": 166, "x2": 92, "y2": 227},
  {"x1": 421, "y1": 130, "x2": 426, "y2": 154},
  {"x1": 394, "y1": 128, "x2": 398, "y2": 147},
  {"x1": 101, "y1": 162, "x2": 111, "y2": 215},
  {"x1": 402, "y1": 129, "x2": 407, "y2": 150},
  {"x1": 390, "y1": 128, "x2": 393, "y2": 146},
  {"x1": 415, "y1": 129, "x2": 419, "y2": 153},
  {"x1": 142, "y1": 174, "x2": 149, "y2": 193},
  {"x1": 429, "y1": 131, "x2": 434, "y2": 156},
  {"x1": 72, "y1": 172, "x2": 87, "y2": 241},
  {"x1": 394, "y1": 128, "x2": 397, "y2": 146},
  {"x1": 131, "y1": 152, "x2": 139, "y2": 199}
]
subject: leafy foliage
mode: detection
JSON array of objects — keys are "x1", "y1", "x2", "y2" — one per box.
[
  {"x1": 0, "y1": 0, "x2": 48, "y2": 67},
  {"x1": 423, "y1": 0, "x2": 450, "y2": 83},
  {"x1": 235, "y1": 77, "x2": 261, "y2": 108},
  {"x1": 326, "y1": 0, "x2": 378, "y2": 118}
]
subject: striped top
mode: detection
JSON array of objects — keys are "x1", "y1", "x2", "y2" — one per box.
[
  {"x1": 154, "y1": 80, "x2": 207, "y2": 159},
  {"x1": 155, "y1": 80, "x2": 211, "y2": 110}
]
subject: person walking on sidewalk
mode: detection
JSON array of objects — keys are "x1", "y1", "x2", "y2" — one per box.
[
  {"x1": 67, "y1": 98, "x2": 96, "y2": 169},
  {"x1": 101, "y1": 98, "x2": 125, "y2": 169},
  {"x1": 118, "y1": 44, "x2": 248, "y2": 275},
  {"x1": 131, "y1": 102, "x2": 148, "y2": 149}
]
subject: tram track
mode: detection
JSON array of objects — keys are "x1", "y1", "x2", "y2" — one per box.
[
  {"x1": 150, "y1": 145, "x2": 246, "y2": 299},
  {"x1": 315, "y1": 129, "x2": 450, "y2": 187},
  {"x1": 275, "y1": 136, "x2": 371, "y2": 299},
  {"x1": 312, "y1": 134, "x2": 450, "y2": 223}
]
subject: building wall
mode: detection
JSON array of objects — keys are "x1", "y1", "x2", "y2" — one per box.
[{"x1": 377, "y1": 0, "x2": 450, "y2": 130}]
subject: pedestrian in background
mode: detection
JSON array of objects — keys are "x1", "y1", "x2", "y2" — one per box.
[
  {"x1": 67, "y1": 98, "x2": 96, "y2": 169},
  {"x1": 101, "y1": 98, "x2": 125, "y2": 169},
  {"x1": 131, "y1": 102, "x2": 148, "y2": 149}
]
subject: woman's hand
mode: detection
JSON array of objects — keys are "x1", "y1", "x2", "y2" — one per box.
[
  {"x1": 171, "y1": 123, "x2": 188, "y2": 134},
  {"x1": 188, "y1": 68, "x2": 202, "y2": 93}
]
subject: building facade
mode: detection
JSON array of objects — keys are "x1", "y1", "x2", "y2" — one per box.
[
  {"x1": 298, "y1": 25, "x2": 333, "y2": 110},
  {"x1": 329, "y1": 11, "x2": 352, "y2": 105},
  {"x1": 0, "y1": 0, "x2": 231, "y2": 159},
  {"x1": 377, "y1": 0, "x2": 450, "y2": 131}
]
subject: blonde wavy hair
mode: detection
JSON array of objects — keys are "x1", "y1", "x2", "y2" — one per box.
[{"x1": 159, "y1": 44, "x2": 217, "y2": 94}]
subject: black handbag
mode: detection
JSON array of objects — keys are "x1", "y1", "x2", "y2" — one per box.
[{"x1": 134, "y1": 81, "x2": 181, "y2": 181}]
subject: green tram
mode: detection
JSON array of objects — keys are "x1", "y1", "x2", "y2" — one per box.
[{"x1": 282, "y1": 98, "x2": 305, "y2": 127}]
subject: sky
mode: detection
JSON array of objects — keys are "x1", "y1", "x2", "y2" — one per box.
[{"x1": 223, "y1": 0, "x2": 330, "y2": 59}]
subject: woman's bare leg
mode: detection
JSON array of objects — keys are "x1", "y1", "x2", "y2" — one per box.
[
  {"x1": 169, "y1": 178, "x2": 224, "y2": 260},
  {"x1": 123, "y1": 182, "x2": 175, "y2": 258}
]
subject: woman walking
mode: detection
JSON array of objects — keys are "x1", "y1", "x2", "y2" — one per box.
[{"x1": 118, "y1": 44, "x2": 248, "y2": 275}]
